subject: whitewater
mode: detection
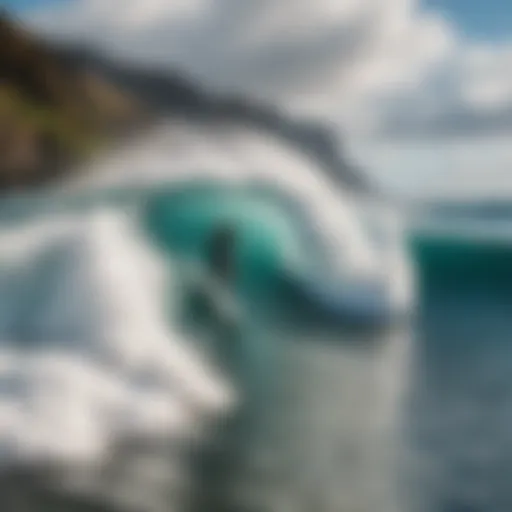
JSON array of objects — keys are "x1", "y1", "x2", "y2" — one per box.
[{"x1": 0, "y1": 119, "x2": 415, "y2": 512}]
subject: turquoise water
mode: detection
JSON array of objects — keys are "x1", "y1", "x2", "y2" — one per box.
[
  {"x1": 410, "y1": 231, "x2": 512, "y2": 289},
  {"x1": 144, "y1": 183, "x2": 335, "y2": 327}
]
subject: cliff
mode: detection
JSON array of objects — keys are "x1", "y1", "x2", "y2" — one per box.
[
  {"x1": 1, "y1": 11, "x2": 370, "y2": 193},
  {"x1": 55, "y1": 46, "x2": 371, "y2": 193},
  {"x1": 0, "y1": 12, "x2": 144, "y2": 189}
]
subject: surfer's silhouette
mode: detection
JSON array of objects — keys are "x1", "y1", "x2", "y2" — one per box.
[
  {"x1": 183, "y1": 222, "x2": 240, "y2": 333},
  {"x1": 206, "y1": 223, "x2": 237, "y2": 285}
]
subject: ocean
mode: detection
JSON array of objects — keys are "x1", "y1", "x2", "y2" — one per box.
[
  {"x1": 406, "y1": 215, "x2": 512, "y2": 512},
  {"x1": 0, "y1": 121, "x2": 506, "y2": 512}
]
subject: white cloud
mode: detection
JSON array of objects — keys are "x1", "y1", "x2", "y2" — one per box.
[
  {"x1": 24, "y1": 0, "x2": 512, "y2": 197},
  {"x1": 460, "y1": 46, "x2": 512, "y2": 111},
  {"x1": 26, "y1": 0, "x2": 512, "y2": 137},
  {"x1": 26, "y1": 0, "x2": 458, "y2": 132}
]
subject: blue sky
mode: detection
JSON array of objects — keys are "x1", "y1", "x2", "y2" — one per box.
[
  {"x1": 1, "y1": 0, "x2": 70, "y2": 13},
  {"x1": 5, "y1": 0, "x2": 511, "y2": 41},
  {"x1": 6, "y1": 0, "x2": 512, "y2": 42},
  {"x1": 423, "y1": 0, "x2": 512, "y2": 42}
]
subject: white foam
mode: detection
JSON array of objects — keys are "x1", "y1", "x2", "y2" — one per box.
[{"x1": 0, "y1": 208, "x2": 236, "y2": 506}]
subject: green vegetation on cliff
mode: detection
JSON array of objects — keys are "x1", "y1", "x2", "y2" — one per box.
[{"x1": 0, "y1": 12, "x2": 143, "y2": 188}]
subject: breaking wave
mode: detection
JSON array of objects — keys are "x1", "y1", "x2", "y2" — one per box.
[{"x1": 0, "y1": 120, "x2": 414, "y2": 511}]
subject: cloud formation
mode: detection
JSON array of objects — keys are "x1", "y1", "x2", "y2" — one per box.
[
  {"x1": 377, "y1": 42, "x2": 512, "y2": 139},
  {"x1": 26, "y1": 0, "x2": 512, "y2": 138}
]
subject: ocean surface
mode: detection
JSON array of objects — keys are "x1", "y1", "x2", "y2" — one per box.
[
  {"x1": 407, "y1": 212, "x2": 512, "y2": 512},
  {"x1": 0, "y1": 122, "x2": 508, "y2": 512}
]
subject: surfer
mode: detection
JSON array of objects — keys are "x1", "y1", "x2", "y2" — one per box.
[
  {"x1": 206, "y1": 222, "x2": 237, "y2": 285},
  {"x1": 183, "y1": 222, "x2": 240, "y2": 330}
]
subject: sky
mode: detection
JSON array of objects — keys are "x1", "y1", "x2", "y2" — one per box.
[
  {"x1": 2, "y1": 0, "x2": 67, "y2": 12},
  {"x1": 7, "y1": 0, "x2": 512, "y2": 199},
  {"x1": 9, "y1": 0, "x2": 512, "y2": 41},
  {"x1": 423, "y1": 0, "x2": 512, "y2": 42}
]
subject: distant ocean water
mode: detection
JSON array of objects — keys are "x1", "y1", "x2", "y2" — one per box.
[{"x1": 406, "y1": 212, "x2": 512, "y2": 512}]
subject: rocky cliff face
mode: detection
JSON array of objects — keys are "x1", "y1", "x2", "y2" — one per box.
[
  {"x1": 0, "y1": 12, "x2": 144, "y2": 189},
  {"x1": 56, "y1": 44, "x2": 371, "y2": 193},
  {"x1": 1, "y1": 11, "x2": 370, "y2": 193}
]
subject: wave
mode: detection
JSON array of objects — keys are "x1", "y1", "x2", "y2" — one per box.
[
  {"x1": 0, "y1": 120, "x2": 414, "y2": 511},
  {"x1": 411, "y1": 213, "x2": 512, "y2": 290},
  {"x1": 75, "y1": 121, "x2": 413, "y2": 315}
]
